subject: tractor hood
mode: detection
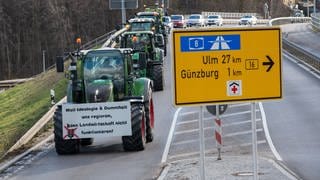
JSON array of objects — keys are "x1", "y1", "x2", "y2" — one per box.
[{"x1": 85, "y1": 79, "x2": 114, "y2": 103}]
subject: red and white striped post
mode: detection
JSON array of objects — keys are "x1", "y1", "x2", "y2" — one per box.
[{"x1": 215, "y1": 106, "x2": 222, "y2": 160}]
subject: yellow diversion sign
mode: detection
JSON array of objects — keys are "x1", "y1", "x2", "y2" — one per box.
[{"x1": 172, "y1": 27, "x2": 282, "y2": 106}]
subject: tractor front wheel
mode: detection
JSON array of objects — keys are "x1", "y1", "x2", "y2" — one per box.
[
  {"x1": 122, "y1": 103, "x2": 146, "y2": 151},
  {"x1": 54, "y1": 105, "x2": 80, "y2": 155}
]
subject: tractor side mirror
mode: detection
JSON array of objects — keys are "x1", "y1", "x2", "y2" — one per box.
[
  {"x1": 138, "y1": 52, "x2": 147, "y2": 69},
  {"x1": 56, "y1": 56, "x2": 64, "y2": 72},
  {"x1": 155, "y1": 34, "x2": 164, "y2": 47}
]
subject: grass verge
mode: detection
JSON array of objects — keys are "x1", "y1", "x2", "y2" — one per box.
[{"x1": 0, "y1": 68, "x2": 67, "y2": 158}]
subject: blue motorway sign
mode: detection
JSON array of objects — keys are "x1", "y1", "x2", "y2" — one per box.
[{"x1": 180, "y1": 35, "x2": 241, "y2": 52}]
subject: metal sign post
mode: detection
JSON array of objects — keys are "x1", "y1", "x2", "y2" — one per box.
[
  {"x1": 172, "y1": 27, "x2": 282, "y2": 180},
  {"x1": 199, "y1": 106, "x2": 205, "y2": 180},
  {"x1": 215, "y1": 105, "x2": 222, "y2": 160},
  {"x1": 251, "y1": 102, "x2": 258, "y2": 180},
  {"x1": 109, "y1": 0, "x2": 138, "y2": 27}
]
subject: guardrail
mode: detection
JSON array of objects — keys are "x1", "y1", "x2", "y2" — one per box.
[
  {"x1": 311, "y1": 13, "x2": 320, "y2": 31},
  {"x1": 80, "y1": 30, "x2": 116, "y2": 50},
  {"x1": 283, "y1": 38, "x2": 320, "y2": 70},
  {"x1": 268, "y1": 16, "x2": 320, "y2": 71},
  {"x1": 218, "y1": 19, "x2": 269, "y2": 25},
  {"x1": 268, "y1": 17, "x2": 311, "y2": 26},
  {"x1": 0, "y1": 78, "x2": 33, "y2": 90},
  {"x1": 102, "y1": 27, "x2": 128, "y2": 48},
  {"x1": 202, "y1": 12, "x2": 260, "y2": 19}
]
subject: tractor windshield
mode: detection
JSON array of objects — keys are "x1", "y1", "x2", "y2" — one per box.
[
  {"x1": 83, "y1": 50, "x2": 124, "y2": 81},
  {"x1": 124, "y1": 33, "x2": 151, "y2": 52},
  {"x1": 138, "y1": 15, "x2": 157, "y2": 21},
  {"x1": 130, "y1": 22, "x2": 153, "y2": 31}
]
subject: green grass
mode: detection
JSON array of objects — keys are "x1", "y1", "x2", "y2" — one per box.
[{"x1": 0, "y1": 68, "x2": 68, "y2": 158}]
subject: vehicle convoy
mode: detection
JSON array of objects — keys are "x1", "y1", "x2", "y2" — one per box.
[
  {"x1": 120, "y1": 31, "x2": 164, "y2": 91},
  {"x1": 54, "y1": 47, "x2": 155, "y2": 154}
]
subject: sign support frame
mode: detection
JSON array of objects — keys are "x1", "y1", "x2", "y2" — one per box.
[
  {"x1": 215, "y1": 105, "x2": 222, "y2": 160},
  {"x1": 251, "y1": 102, "x2": 258, "y2": 180},
  {"x1": 199, "y1": 106, "x2": 205, "y2": 180}
]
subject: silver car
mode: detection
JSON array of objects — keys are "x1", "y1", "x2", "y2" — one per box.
[
  {"x1": 186, "y1": 14, "x2": 205, "y2": 27},
  {"x1": 205, "y1": 15, "x2": 223, "y2": 26},
  {"x1": 239, "y1": 15, "x2": 257, "y2": 25}
]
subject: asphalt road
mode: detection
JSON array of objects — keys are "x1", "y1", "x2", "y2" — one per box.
[
  {"x1": 6, "y1": 44, "x2": 177, "y2": 180},
  {"x1": 262, "y1": 24, "x2": 320, "y2": 180}
]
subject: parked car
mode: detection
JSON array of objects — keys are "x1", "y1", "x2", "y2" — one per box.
[
  {"x1": 205, "y1": 15, "x2": 223, "y2": 26},
  {"x1": 171, "y1": 15, "x2": 186, "y2": 28},
  {"x1": 186, "y1": 14, "x2": 205, "y2": 27},
  {"x1": 239, "y1": 15, "x2": 257, "y2": 25}
]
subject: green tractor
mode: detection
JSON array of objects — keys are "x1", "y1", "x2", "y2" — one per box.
[
  {"x1": 128, "y1": 17, "x2": 167, "y2": 56},
  {"x1": 120, "y1": 31, "x2": 164, "y2": 91},
  {"x1": 54, "y1": 47, "x2": 155, "y2": 154},
  {"x1": 135, "y1": 12, "x2": 167, "y2": 55}
]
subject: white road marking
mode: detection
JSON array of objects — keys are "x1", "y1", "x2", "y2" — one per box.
[
  {"x1": 174, "y1": 126, "x2": 214, "y2": 135},
  {"x1": 259, "y1": 102, "x2": 283, "y2": 161},
  {"x1": 179, "y1": 111, "x2": 198, "y2": 116},
  {"x1": 223, "y1": 119, "x2": 261, "y2": 127},
  {"x1": 221, "y1": 110, "x2": 253, "y2": 118},
  {"x1": 224, "y1": 128, "x2": 263, "y2": 137},
  {"x1": 176, "y1": 110, "x2": 259, "y2": 126},
  {"x1": 172, "y1": 129, "x2": 263, "y2": 146},
  {"x1": 169, "y1": 140, "x2": 267, "y2": 160},
  {"x1": 161, "y1": 108, "x2": 182, "y2": 163},
  {"x1": 174, "y1": 119, "x2": 262, "y2": 135},
  {"x1": 228, "y1": 103, "x2": 251, "y2": 108}
]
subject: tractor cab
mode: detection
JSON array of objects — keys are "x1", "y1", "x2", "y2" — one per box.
[
  {"x1": 128, "y1": 18, "x2": 156, "y2": 32},
  {"x1": 136, "y1": 12, "x2": 165, "y2": 36},
  {"x1": 82, "y1": 48, "x2": 134, "y2": 102}
]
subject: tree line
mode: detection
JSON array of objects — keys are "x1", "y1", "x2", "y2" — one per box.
[{"x1": 0, "y1": 0, "x2": 289, "y2": 80}]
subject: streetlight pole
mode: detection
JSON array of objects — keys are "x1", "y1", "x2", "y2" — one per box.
[
  {"x1": 308, "y1": 1, "x2": 310, "y2": 16},
  {"x1": 270, "y1": 0, "x2": 272, "y2": 18},
  {"x1": 121, "y1": 0, "x2": 126, "y2": 27},
  {"x1": 314, "y1": 0, "x2": 316, "y2": 14}
]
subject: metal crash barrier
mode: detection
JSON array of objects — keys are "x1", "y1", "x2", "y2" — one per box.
[{"x1": 311, "y1": 13, "x2": 320, "y2": 31}]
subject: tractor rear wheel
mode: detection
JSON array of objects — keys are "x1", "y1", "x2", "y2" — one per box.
[
  {"x1": 122, "y1": 103, "x2": 146, "y2": 151},
  {"x1": 54, "y1": 105, "x2": 80, "y2": 155},
  {"x1": 145, "y1": 86, "x2": 154, "y2": 143},
  {"x1": 151, "y1": 65, "x2": 164, "y2": 91}
]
